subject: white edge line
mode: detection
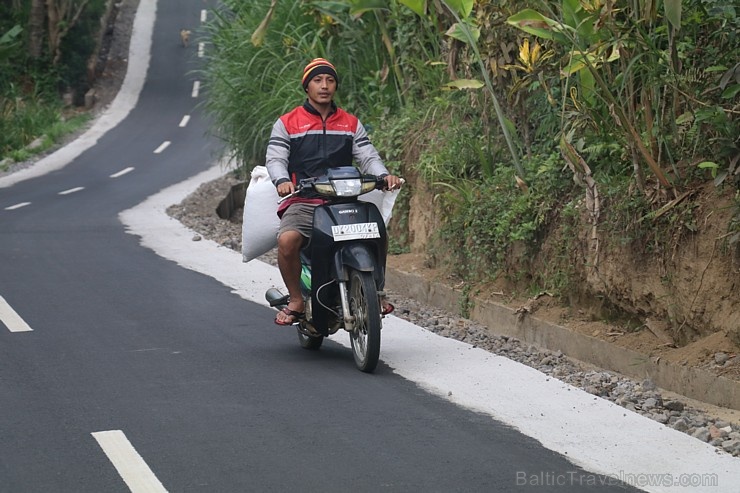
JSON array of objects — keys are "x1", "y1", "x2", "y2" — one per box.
[
  {"x1": 0, "y1": 295, "x2": 33, "y2": 332},
  {"x1": 111, "y1": 167, "x2": 135, "y2": 178},
  {"x1": 4, "y1": 202, "x2": 31, "y2": 211},
  {"x1": 92, "y1": 430, "x2": 168, "y2": 493}
]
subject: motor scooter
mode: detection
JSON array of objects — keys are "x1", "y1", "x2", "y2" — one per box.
[{"x1": 265, "y1": 166, "x2": 394, "y2": 373}]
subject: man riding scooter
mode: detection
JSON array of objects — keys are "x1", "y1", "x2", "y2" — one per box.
[{"x1": 265, "y1": 58, "x2": 403, "y2": 326}]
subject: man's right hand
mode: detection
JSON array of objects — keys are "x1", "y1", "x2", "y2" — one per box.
[{"x1": 277, "y1": 181, "x2": 296, "y2": 197}]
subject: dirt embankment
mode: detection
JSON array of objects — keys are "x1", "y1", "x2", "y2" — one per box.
[{"x1": 396, "y1": 173, "x2": 740, "y2": 382}]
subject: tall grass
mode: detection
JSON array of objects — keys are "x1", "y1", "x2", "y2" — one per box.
[
  {"x1": 202, "y1": 1, "x2": 401, "y2": 172},
  {"x1": 0, "y1": 87, "x2": 89, "y2": 163},
  {"x1": 0, "y1": 87, "x2": 60, "y2": 160}
]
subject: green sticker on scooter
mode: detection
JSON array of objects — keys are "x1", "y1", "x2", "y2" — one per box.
[{"x1": 300, "y1": 263, "x2": 311, "y2": 291}]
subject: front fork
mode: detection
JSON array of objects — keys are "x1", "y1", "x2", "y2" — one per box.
[
  {"x1": 338, "y1": 280, "x2": 355, "y2": 332},
  {"x1": 337, "y1": 278, "x2": 387, "y2": 333}
]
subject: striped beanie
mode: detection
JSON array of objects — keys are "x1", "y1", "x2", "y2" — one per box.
[{"x1": 301, "y1": 58, "x2": 338, "y2": 90}]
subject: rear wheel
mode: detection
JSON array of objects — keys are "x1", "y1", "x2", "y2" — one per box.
[{"x1": 348, "y1": 269, "x2": 381, "y2": 372}]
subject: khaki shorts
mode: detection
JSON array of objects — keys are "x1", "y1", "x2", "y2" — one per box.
[{"x1": 278, "y1": 202, "x2": 319, "y2": 239}]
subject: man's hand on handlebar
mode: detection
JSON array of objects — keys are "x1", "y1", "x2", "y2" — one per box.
[
  {"x1": 383, "y1": 175, "x2": 404, "y2": 191},
  {"x1": 277, "y1": 181, "x2": 296, "y2": 197}
]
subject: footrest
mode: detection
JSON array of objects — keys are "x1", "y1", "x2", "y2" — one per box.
[{"x1": 269, "y1": 294, "x2": 290, "y2": 307}]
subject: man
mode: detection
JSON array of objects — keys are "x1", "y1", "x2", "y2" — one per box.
[{"x1": 266, "y1": 58, "x2": 403, "y2": 325}]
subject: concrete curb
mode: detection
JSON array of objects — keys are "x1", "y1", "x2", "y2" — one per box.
[{"x1": 386, "y1": 268, "x2": 740, "y2": 411}]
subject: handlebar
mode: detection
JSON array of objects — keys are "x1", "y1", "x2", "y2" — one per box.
[
  {"x1": 276, "y1": 174, "x2": 404, "y2": 204},
  {"x1": 277, "y1": 188, "x2": 301, "y2": 204}
]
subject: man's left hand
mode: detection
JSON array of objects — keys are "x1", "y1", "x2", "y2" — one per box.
[{"x1": 384, "y1": 175, "x2": 403, "y2": 191}]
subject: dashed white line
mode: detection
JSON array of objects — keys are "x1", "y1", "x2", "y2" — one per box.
[
  {"x1": 4, "y1": 202, "x2": 31, "y2": 210},
  {"x1": 92, "y1": 430, "x2": 168, "y2": 493},
  {"x1": 191, "y1": 81, "x2": 200, "y2": 98},
  {"x1": 110, "y1": 167, "x2": 135, "y2": 178},
  {"x1": 198, "y1": 42, "x2": 205, "y2": 58},
  {"x1": 153, "y1": 141, "x2": 171, "y2": 154},
  {"x1": 59, "y1": 187, "x2": 85, "y2": 195},
  {"x1": 178, "y1": 115, "x2": 190, "y2": 128},
  {"x1": 200, "y1": 9, "x2": 207, "y2": 22},
  {"x1": 0, "y1": 296, "x2": 33, "y2": 332}
]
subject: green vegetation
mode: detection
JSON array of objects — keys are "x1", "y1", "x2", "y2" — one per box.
[
  {"x1": 202, "y1": 0, "x2": 738, "y2": 301},
  {"x1": 0, "y1": 0, "x2": 108, "y2": 164}
]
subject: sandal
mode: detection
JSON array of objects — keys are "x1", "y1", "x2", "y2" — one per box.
[
  {"x1": 381, "y1": 302, "x2": 395, "y2": 316},
  {"x1": 274, "y1": 307, "x2": 304, "y2": 326}
]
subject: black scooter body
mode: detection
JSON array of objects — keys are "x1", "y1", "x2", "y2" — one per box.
[{"x1": 305, "y1": 200, "x2": 387, "y2": 335}]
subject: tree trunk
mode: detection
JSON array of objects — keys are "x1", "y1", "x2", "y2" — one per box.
[
  {"x1": 28, "y1": 0, "x2": 46, "y2": 59},
  {"x1": 46, "y1": 0, "x2": 90, "y2": 66},
  {"x1": 46, "y1": 0, "x2": 61, "y2": 63}
]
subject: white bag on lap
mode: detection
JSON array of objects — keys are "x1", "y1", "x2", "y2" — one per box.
[{"x1": 241, "y1": 166, "x2": 280, "y2": 262}]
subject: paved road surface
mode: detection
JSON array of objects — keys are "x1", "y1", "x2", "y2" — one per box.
[{"x1": 1, "y1": 1, "x2": 738, "y2": 492}]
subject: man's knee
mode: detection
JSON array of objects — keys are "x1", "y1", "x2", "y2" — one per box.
[{"x1": 278, "y1": 230, "x2": 303, "y2": 253}]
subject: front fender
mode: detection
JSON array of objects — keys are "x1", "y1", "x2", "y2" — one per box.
[
  {"x1": 335, "y1": 243, "x2": 385, "y2": 290},
  {"x1": 336, "y1": 243, "x2": 377, "y2": 279}
]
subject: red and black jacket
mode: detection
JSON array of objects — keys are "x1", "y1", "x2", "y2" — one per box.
[{"x1": 265, "y1": 100, "x2": 388, "y2": 191}]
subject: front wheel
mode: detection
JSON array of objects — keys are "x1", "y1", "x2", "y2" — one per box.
[{"x1": 348, "y1": 269, "x2": 382, "y2": 372}]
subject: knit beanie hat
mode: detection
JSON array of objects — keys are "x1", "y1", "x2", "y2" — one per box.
[{"x1": 302, "y1": 58, "x2": 339, "y2": 90}]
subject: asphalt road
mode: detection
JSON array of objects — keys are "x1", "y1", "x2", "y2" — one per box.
[{"x1": 1, "y1": 1, "x2": 738, "y2": 492}]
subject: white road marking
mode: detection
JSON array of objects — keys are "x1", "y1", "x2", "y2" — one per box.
[
  {"x1": 58, "y1": 187, "x2": 84, "y2": 195},
  {"x1": 153, "y1": 141, "x2": 170, "y2": 154},
  {"x1": 92, "y1": 430, "x2": 168, "y2": 493},
  {"x1": 4, "y1": 202, "x2": 31, "y2": 210},
  {"x1": 119, "y1": 163, "x2": 740, "y2": 493},
  {"x1": 178, "y1": 115, "x2": 190, "y2": 128},
  {"x1": 191, "y1": 81, "x2": 200, "y2": 98},
  {"x1": 110, "y1": 167, "x2": 135, "y2": 178},
  {"x1": 0, "y1": 296, "x2": 33, "y2": 332},
  {"x1": 198, "y1": 42, "x2": 204, "y2": 58},
  {"x1": 200, "y1": 9, "x2": 207, "y2": 23}
]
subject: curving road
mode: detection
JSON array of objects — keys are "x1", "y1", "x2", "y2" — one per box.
[{"x1": 1, "y1": 1, "x2": 738, "y2": 492}]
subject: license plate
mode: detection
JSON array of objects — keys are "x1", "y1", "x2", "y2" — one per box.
[{"x1": 331, "y1": 222, "x2": 380, "y2": 241}]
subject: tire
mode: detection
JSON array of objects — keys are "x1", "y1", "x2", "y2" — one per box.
[
  {"x1": 348, "y1": 269, "x2": 382, "y2": 372},
  {"x1": 297, "y1": 327, "x2": 323, "y2": 350}
]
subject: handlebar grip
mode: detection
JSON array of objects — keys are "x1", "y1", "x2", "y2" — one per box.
[
  {"x1": 277, "y1": 189, "x2": 299, "y2": 204},
  {"x1": 376, "y1": 176, "x2": 405, "y2": 190}
]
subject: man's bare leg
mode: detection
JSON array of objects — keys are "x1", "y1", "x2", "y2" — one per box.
[{"x1": 276, "y1": 230, "x2": 306, "y2": 324}]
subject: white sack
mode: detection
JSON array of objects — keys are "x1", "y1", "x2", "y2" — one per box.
[
  {"x1": 242, "y1": 166, "x2": 280, "y2": 262},
  {"x1": 359, "y1": 188, "x2": 400, "y2": 225}
]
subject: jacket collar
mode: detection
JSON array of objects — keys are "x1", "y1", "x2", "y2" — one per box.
[{"x1": 303, "y1": 99, "x2": 337, "y2": 119}]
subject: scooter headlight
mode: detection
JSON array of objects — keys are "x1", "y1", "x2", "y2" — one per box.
[
  {"x1": 313, "y1": 183, "x2": 336, "y2": 196},
  {"x1": 360, "y1": 180, "x2": 377, "y2": 193},
  {"x1": 331, "y1": 178, "x2": 362, "y2": 197}
]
